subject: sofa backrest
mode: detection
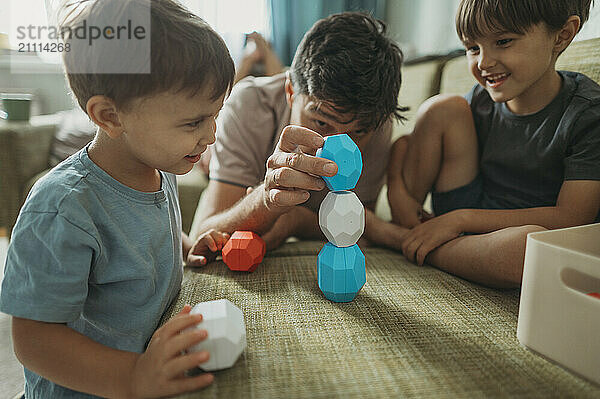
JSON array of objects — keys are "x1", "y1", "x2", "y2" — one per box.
[
  {"x1": 556, "y1": 37, "x2": 600, "y2": 84},
  {"x1": 439, "y1": 56, "x2": 473, "y2": 96},
  {"x1": 392, "y1": 57, "x2": 447, "y2": 140}
]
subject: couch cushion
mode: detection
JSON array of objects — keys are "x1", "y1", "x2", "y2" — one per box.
[
  {"x1": 162, "y1": 241, "x2": 599, "y2": 398},
  {"x1": 176, "y1": 167, "x2": 208, "y2": 234},
  {"x1": 556, "y1": 37, "x2": 600, "y2": 84},
  {"x1": 439, "y1": 56, "x2": 476, "y2": 96},
  {"x1": 393, "y1": 58, "x2": 447, "y2": 140}
]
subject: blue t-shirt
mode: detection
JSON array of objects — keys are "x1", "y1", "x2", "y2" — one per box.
[
  {"x1": 0, "y1": 147, "x2": 184, "y2": 398},
  {"x1": 466, "y1": 71, "x2": 600, "y2": 217}
]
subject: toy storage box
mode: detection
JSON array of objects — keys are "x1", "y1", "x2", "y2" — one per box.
[{"x1": 517, "y1": 223, "x2": 600, "y2": 384}]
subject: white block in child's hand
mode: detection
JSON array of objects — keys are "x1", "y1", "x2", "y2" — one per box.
[
  {"x1": 319, "y1": 190, "x2": 365, "y2": 247},
  {"x1": 188, "y1": 299, "x2": 246, "y2": 371}
]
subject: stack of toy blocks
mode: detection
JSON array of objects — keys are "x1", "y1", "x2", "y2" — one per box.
[{"x1": 316, "y1": 134, "x2": 366, "y2": 302}]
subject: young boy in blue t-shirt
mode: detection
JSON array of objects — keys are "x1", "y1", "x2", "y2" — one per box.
[
  {"x1": 387, "y1": 0, "x2": 600, "y2": 288},
  {"x1": 0, "y1": 0, "x2": 232, "y2": 397}
]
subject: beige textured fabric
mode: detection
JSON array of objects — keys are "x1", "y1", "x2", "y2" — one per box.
[
  {"x1": 556, "y1": 38, "x2": 600, "y2": 84},
  {"x1": 176, "y1": 168, "x2": 208, "y2": 234},
  {"x1": 163, "y1": 241, "x2": 599, "y2": 398},
  {"x1": 393, "y1": 58, "x2": 447, "y2": 139},
  {"x1": 439, "y1": 56, "x2": 475, "y2": 96},
  {"x1": 0, "y1": 116, "x2": 58, "y2": 235}
]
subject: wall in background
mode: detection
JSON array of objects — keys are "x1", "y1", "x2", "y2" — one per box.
[
  {"x1": 384, "y1": 0, "x2": 461, "y2": 60},
  {"x1": 386, "y1": 0, "x2": 600, "y2": 61},
  {"x1": 578, "y1": 3, "x2": 600, "y2": 41}
]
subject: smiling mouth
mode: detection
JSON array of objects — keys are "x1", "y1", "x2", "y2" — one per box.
[
  {"x1": 484, "y1": 72, "x2": 510, "y2": 88},
  {"x1": 185, "y1": 154, "x2": 201, "y2": 163}
]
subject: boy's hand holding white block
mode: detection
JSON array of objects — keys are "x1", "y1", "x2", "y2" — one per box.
[{"x1": 188, "y1": 299, "x2": 246, "y2": 371}]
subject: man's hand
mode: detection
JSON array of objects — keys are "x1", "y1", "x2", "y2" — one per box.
[
  {"x1": 130, "y1": 305, "x2": 214, "y2": 398},
  {"x1": 401, "y1": 211, "x2": 463, "y2": 266},
  {"x1": 262, "y1": 125, "x2": 337, "y2": 211},
  {"x1": 186, "y1": 229, "x2": 230, "y2": 267}
]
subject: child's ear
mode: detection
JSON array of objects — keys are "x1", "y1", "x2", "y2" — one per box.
[
  {"x1": 554, "y1": 15, "x2": 581, "y2": 53},
  {"x1": 86, "y1": 95, "x2": 125, "y2": 139},
  {"x1": 284, "y1": 72, "x2": 294, "y2": 108}
]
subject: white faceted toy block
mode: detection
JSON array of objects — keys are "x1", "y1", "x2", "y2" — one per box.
[
  {"x1": 319, "y1": 190, "x2": 365, "y2": 247},
  {"x1": 517, "y1": 223, "x2": 600, "y2": 384},
  {"x1": 188, "y1": 299, "x2": 246, "y2": 371}
]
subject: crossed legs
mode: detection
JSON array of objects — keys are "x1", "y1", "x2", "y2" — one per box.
[{"x1": 389, "y1": 95, "x2": 544, "y2": 288}]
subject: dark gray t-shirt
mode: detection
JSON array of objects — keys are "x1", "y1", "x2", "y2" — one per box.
[{"x1": 466, "y1": 71, "x2": 600, "y2": 214}]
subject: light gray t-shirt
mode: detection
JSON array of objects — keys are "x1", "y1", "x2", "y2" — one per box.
[
  {"x1": 0, "y1": 147, "x2": 183, "y2": 398},
  {"x1": 209, "y1": 73, "x2": 392, "y2": 210}
]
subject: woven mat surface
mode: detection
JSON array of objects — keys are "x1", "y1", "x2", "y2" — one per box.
[{"x1": 163, "y1": 241, "x2": 599, "y2": 398}]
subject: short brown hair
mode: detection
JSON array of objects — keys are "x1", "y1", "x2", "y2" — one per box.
[
  {"x1": 62, "y1": 0, "x2": 235, "y2": 112},
  {"x1": 456, "y1": 0, "x2": 594, "y2": 42},
  {"x1": 290, "y1": 12, "x2": 407, "y2": 133}
]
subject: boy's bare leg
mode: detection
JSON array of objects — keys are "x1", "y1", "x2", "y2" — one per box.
[
  {"x1": 388, "y1": 95, "x2": 479, "y2": 226},
  {"x1": 427, "y1": 225, "x2": 546, "y2": 288}
]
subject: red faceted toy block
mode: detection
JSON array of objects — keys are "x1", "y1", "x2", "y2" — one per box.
[
  {"x1": 222, "y1": 231, "x2": 266, "y2": 272},
  {"x1": 588, "y1": 292, "x2": 600, "y2": 299}
]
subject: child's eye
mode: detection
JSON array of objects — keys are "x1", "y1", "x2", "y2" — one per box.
[
  {"x1": 466, "y1": 45, "x2": 480, "y2": 54},
  {"x1": 497, "y1": 38, "x2": 513, "y2": 46},
  {"x1": 186, "y1": 120, "x2": 202, "y2": 128}
]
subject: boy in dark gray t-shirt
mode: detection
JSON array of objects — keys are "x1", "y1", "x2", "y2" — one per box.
[
  {"x1": 387, "y1": 0, "x2": 600, "y2": 288},
  {"x1": 464, "y1": 71, "x2": 600, "y2": 214}
]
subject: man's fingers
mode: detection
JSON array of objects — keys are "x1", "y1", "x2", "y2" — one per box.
[
  {"x1": 268, "y1": 151, "x2": 337, "y2": 179},
  {"x1": 267, "y1": 188, "x2": 310, "y2": 207},
  {"x1": 268, "y1": 165, "x2": 326, "y2": 191},
  {"x1": 278, "y1": 125, "x2": 324, "y2": 153}
]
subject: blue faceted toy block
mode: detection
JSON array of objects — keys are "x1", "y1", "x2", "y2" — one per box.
[
  {"x1": 317, "y1": 242, "x2": 366, "y2": 302},
  {"x1": 315, "y1": 134, "x2": 363, "y2": 191}
]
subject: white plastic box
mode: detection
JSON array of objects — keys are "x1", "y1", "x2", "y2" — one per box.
[{"x1": 517, "y1": 223, "x2": 600, "y2": 384}]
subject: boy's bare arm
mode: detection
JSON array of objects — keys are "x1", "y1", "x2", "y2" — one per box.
[
  {"x1": 12, "y1": 309, "x2": 213, "y2": 398},
  {"x1": 453, "y1": 180, "x2": 600, "y2": 232},
  {"x1": 13, "y1": 317, "x2": 138, "y2": 398},
  {"x1": 401, "y1": 180, "x2": 600, "y2": 267}
]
